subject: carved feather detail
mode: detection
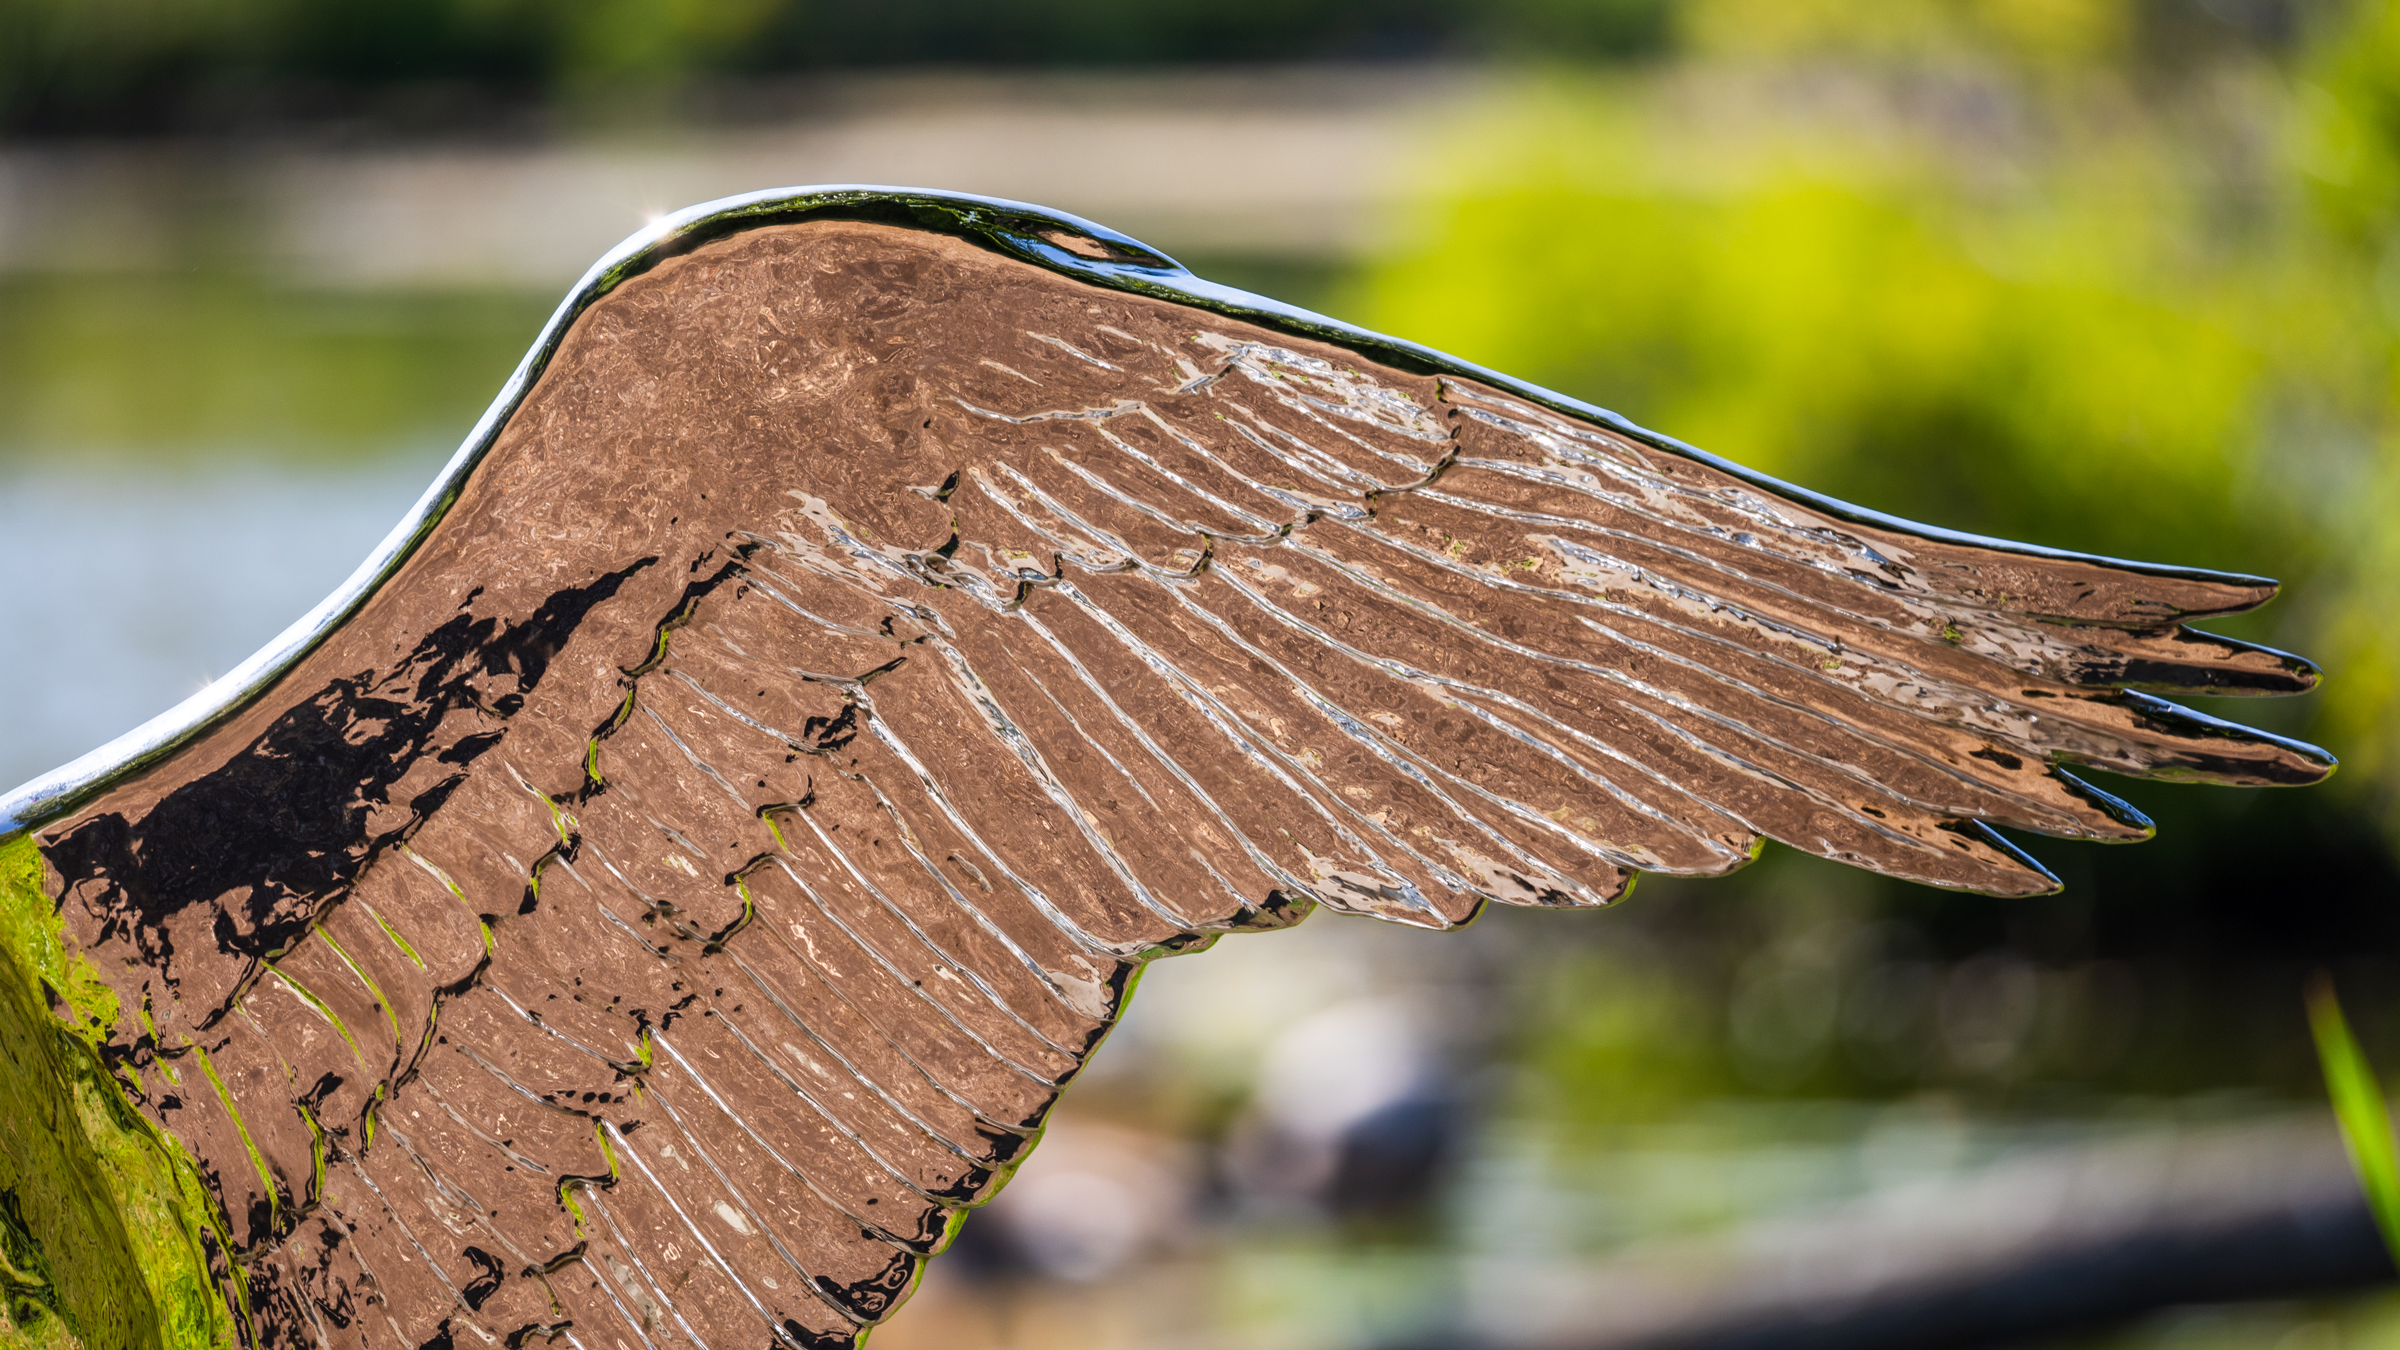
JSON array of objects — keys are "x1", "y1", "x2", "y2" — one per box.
[{"x1": 0, "y1": 196, "x2": 2329, "y2": 1350}]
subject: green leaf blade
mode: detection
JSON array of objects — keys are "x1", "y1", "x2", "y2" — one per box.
[{"x1": 2307, "y1": 972, "x2": 2400, "y2": 1271}]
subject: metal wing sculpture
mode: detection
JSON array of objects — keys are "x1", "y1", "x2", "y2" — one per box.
[{"x1": 0, "y1": 189, "x2": 2332, "y2": 1350}]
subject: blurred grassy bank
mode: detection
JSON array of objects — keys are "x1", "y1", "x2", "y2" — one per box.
[{"x1": 0, "y1": 275, "x2": 552, "y2": 462}]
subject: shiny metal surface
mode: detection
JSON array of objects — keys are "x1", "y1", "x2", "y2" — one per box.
[{"x1": 0, "y1": 189, "x2": 2331, "y2": 1348}]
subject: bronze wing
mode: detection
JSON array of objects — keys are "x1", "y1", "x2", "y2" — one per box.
[{"x1": 0, "y1": 189, "x2": 2331, "y2": 1350}]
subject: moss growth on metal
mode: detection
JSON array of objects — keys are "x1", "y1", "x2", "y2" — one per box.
[{"x1": 0, "y1": 835, "x2": 233, "y2": 1350}]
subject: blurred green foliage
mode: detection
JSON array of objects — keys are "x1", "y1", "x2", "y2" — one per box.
[
  {"x1": 0, "y1": 0, "x2": 2303, "y2": 133},
  {"x1": 0, "y1": 0, "x2": 1677, "y2": 132},
  {"x1": 1352, "y1": 0, "x2": 2400, "y2": 857}
]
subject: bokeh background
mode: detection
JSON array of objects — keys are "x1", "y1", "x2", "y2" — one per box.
[{"x1": 8, "y1": 1, "x2": 2400, "y2": 1346}]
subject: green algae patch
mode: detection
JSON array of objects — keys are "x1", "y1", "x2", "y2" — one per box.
[{"x1": 0, "y1": 835, "x2": 233, "y2": 1350}]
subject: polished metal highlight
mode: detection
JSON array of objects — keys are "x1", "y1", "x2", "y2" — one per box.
[{"x1": 0, "y1": 188, "x2": 2332, "y2": 1349}]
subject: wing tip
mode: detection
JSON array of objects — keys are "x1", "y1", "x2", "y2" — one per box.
[
  {"x1": 2051, "y1": 769, "x2": 2157, "y2": 842},
  {"x1": 1948, "y1": 821, "x2": 2065, "y2": 898},
  {"x1": 2113, "y1": 691, "x2": 2340, "y2": 787},
  {"x1": 2288, "y1": 740, "x2": 2342, "y2": 786}
]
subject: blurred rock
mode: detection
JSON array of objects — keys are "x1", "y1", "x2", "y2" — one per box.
[
  {"x1": 955, "y1": 1117, "x2": 1200, "y2": 1284},
  {"x1": 1232, "y1": 997, "x2": 1465, "y2": 1224}
]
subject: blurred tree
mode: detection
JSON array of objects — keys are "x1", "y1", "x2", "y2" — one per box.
[
  {"x1": 0, "y1": 0, "x2": 2319, "y2": 131},
  {"x1": 1473, "y1": 0, "x2": 1678, "y2": 59},
  {"x1": 1679, "y1": 0, "x2": 2135, "y2": 65},
  {"x1": 0, "y1": 0, "x2": 1686, "y2": 133}
]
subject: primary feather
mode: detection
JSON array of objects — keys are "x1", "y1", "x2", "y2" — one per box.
[{"x1": 0, "y1": 198, "x2": 2330, "y2": 1350}]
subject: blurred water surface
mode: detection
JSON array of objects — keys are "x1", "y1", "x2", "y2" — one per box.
[{"x1": 0, "y1": 456, "x2": 437, "y2": 789}]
